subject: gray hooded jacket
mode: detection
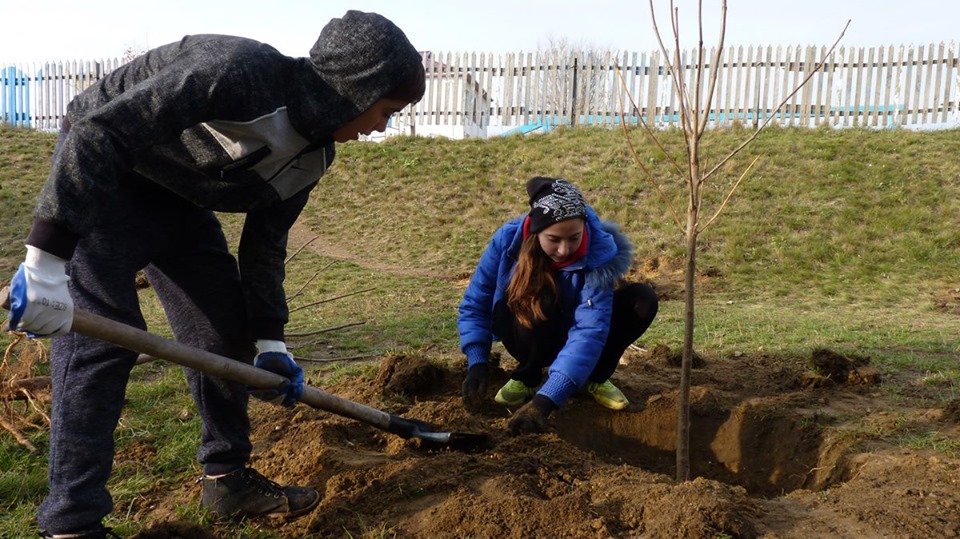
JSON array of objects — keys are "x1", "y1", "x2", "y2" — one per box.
[{"x1": 27, "y1": 11, "x2": 423, "y2": 340}]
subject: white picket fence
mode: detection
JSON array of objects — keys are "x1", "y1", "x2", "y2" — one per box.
[{"x1": 3, "y1": 43, "x2": 959, "y2": 138}]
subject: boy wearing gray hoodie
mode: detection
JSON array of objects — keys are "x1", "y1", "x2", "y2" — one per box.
[{"x1": 7, "y1": 10, "x2": 425, "y2": 538}]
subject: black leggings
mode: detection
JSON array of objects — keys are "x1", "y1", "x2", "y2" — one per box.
[{"x1": 492, "y1": 282, "x2": 658, "y2": 387}]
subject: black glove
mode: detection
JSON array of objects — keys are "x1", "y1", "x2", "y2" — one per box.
[
  {"x1": 508, "y1": 394, "x2": 556, "y2": 436},
  {"x1": 461, "y1": 363, "x2": 490, "y2": 412}
]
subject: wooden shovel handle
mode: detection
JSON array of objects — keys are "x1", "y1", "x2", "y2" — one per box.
[{"x1": 1, "y1": 286, "x2": 393, "y2": 430}]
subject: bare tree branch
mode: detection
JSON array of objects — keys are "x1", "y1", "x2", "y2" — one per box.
[
  {"x1": 672, "y1": 5, "x2": 696, "y2": 136},
  {"x1": 650, "y1": 1, "x2": 692, "y2": 134},
  {"x1": 693, "y1": 0, "x2": 706, "y2": 133},
  {"x1": 288, "y1": 287, "x2": 376, "y2": 314},
  {"x1": 697, "y1": 2, "x2": 728, "y2": 135},
  {"x1": 614, "y1": 62, "x2": 688, "y2": 179},
  {"x1": 700, "y1": 155, "x2": 760, "y2": 231},
  {"x1": 614, "y1": 65, "x2": 683, "y2": 230},
  {"x1": 700, "y1": 20, "x2": 851, "y2": 186}
]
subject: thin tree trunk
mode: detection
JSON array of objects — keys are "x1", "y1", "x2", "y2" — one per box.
[{"x1": 677, "y1": 191, "x2": 698, "y2": 482}]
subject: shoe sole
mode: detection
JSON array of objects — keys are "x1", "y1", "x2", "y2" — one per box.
[
  {"x1": 281, "y1": 492, "x2": 321, "y2": 519},
  {"x1": 265, "y1": 488, "x2": 322, "y2": 520},
  {"x1": 594, "y1": 399, "x2": 629, "y2": 411},
  {"x1": 216, "y1": 491, "x2": 321, "y2": 521}
]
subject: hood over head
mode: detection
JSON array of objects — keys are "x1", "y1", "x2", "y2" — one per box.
[{"x1": 309, "y1": 11, "x2": 424, "y2": 115}]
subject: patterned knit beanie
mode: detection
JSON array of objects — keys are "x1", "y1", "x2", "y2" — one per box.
[{"x1": 526, "y1": 177, "x2": 587, "y2": 233}]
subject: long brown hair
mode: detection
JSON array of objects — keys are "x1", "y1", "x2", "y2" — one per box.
[{"x1": 506, "y1": 234, "x2": 557, "y2": 328}]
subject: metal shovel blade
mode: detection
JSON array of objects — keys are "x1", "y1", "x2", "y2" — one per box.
[{"x1": 385, "y1": 414, "x2": 491, "y2": 452}]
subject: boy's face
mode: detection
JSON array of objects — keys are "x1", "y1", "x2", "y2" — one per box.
[{"x1": 333, "y1": 98, "x2": 410, "y2": 142}]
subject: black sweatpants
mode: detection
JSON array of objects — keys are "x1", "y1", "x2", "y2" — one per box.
[
  {"x1": 37, "y1": 176, "x2": 257, "y2": 534},
  {"x1": 493, "y1": 282, "x2": 659, "y2": 388}
]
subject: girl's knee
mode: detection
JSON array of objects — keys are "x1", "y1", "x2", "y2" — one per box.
[{"x1": 618, "y1": 282, "x2": 659, "y2": 318}]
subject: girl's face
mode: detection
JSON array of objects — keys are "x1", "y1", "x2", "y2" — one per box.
[{"x1": 537, "y1": 218, "x2": 585, "y2": 264}]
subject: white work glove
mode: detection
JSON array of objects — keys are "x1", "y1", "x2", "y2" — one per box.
[
  {"x1": 7, "y1": 245, "x2": 73, "y2": 337},
  {"x1": 250, "y1": 339, "x2": 304, "y2": 407}
]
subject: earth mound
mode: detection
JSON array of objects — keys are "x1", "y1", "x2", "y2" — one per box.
[{"x1": 124, "y1": 348, "x2": 960, "y2": 538}]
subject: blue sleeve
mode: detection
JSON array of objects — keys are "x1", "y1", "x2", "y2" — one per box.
[
  {"x1": 538, "y1": 285, "x2": 614, "y2": 406},
  {"x1": 457, "y1": 226, "x2": 511, "y2": 367}
]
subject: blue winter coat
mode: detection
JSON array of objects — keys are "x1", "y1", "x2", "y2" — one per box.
[{"x1": 458, "y1": 205, "x2": 634, "y2": 407}]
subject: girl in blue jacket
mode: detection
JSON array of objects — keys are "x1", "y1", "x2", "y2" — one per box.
[{"x1": 458, "y1": 177, "x2": 658, "y2": 435}]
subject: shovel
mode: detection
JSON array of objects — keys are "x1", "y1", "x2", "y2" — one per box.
[{"x1": 1, "y1": 287, "x2": 489, "y2": 451}]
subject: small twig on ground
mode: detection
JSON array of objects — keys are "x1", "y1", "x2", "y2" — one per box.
[
  {"x1": 286, "y1": 261, "x2": 338, "y2": 303},
  {"x1": 288, "y1": 287, "x2": 376, "y2": 314},
  {"x1": 294, "y1": 353, "x2": 380, "y2": 363},
  {"x1": 0, "y1": 376, "x2": 51, "y2": 400},
  {"x1": 0, "y1": 415, "x2": 37, "y2": 453},
  {"x1": 19, "y1": 389, "x2": 50, "y2": 426},
  {"x1": 286, "y1": 321, "x2": 366, "y2": 339},
  {"x1": 284, "y1": 235, "x2": 320, "y2": 265}
]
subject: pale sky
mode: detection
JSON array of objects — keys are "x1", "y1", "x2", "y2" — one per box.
[{"x1": 1, "y1": 0, "x2": 958, "y2": 63}]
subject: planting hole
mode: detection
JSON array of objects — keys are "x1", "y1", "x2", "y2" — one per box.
[{"x1": 555, "y1": 386, "x2": 846, "y2": 496}]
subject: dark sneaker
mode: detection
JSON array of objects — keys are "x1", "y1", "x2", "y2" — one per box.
[
  {"x1": 201, "y1": 467, "x2": 320, "y2": 519},
  {"x1": 39, "y1": 526, "x2": 121, "y2": 538}
]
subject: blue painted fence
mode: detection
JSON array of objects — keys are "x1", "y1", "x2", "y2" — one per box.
[{"x1": 1, "y1": 66, "x2": 31, "y2": 127}]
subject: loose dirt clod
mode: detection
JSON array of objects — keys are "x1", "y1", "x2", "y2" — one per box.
[
  {"x1": 375, "y1": 353, "x2": 445, "y2": 396},
  {"x1": 944, "y1": 398, "x2": 960, "y2": 424},
  {"x1": 131, "y1": 520, "x2": 218, "y2": 538},
  {"x1": 811, "y1": 348, "x2": 878, "y2": 386},
  {"x1": 650, "y1": 343, "x2": 706, "y2": 368}
]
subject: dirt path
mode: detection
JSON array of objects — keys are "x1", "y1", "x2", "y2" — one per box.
[{"x1": 288, "y1": 221, "x2": 454, "y2": 280}]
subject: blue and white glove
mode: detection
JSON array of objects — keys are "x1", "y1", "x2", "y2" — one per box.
[
  {"x1": 250, "y1": 339, "x2": 304, "y2": 407},
  {"x1": 7, "y1": 245, "x2": 73, "y2": 337}
]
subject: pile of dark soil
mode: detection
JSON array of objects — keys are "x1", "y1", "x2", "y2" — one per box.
[{"x1": 123, "y1": 347, "x2": 960, "y2": 538}]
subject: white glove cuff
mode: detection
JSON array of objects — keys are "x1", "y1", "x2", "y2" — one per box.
[
  {"x1": 25, "y1": 245, "x2": 67, "y2": 275},
  {"x1": 255, "y1": 339, "x2": 288, "y2": 355}
]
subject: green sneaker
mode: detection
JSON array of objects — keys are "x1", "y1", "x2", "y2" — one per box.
[
  {"x1": 494, "y1": 379, "x2": 537, "y2": 406},
  {"x1": 586, "y1": 380, "x2": 629, "y2": 410}
]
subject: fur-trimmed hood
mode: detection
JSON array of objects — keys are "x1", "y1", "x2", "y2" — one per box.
[{"x1": 581, "y1": 210, "x2": 634, "y2": 290}]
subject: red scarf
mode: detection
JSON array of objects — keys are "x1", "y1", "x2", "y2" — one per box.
[{"x1": 522, "y1": 215, "x2": 589, "y2": 269}]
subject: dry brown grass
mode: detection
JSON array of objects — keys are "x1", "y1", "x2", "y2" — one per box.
[{"x1": 1, "y1": 331, "x2": 50, "y2": 453}]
